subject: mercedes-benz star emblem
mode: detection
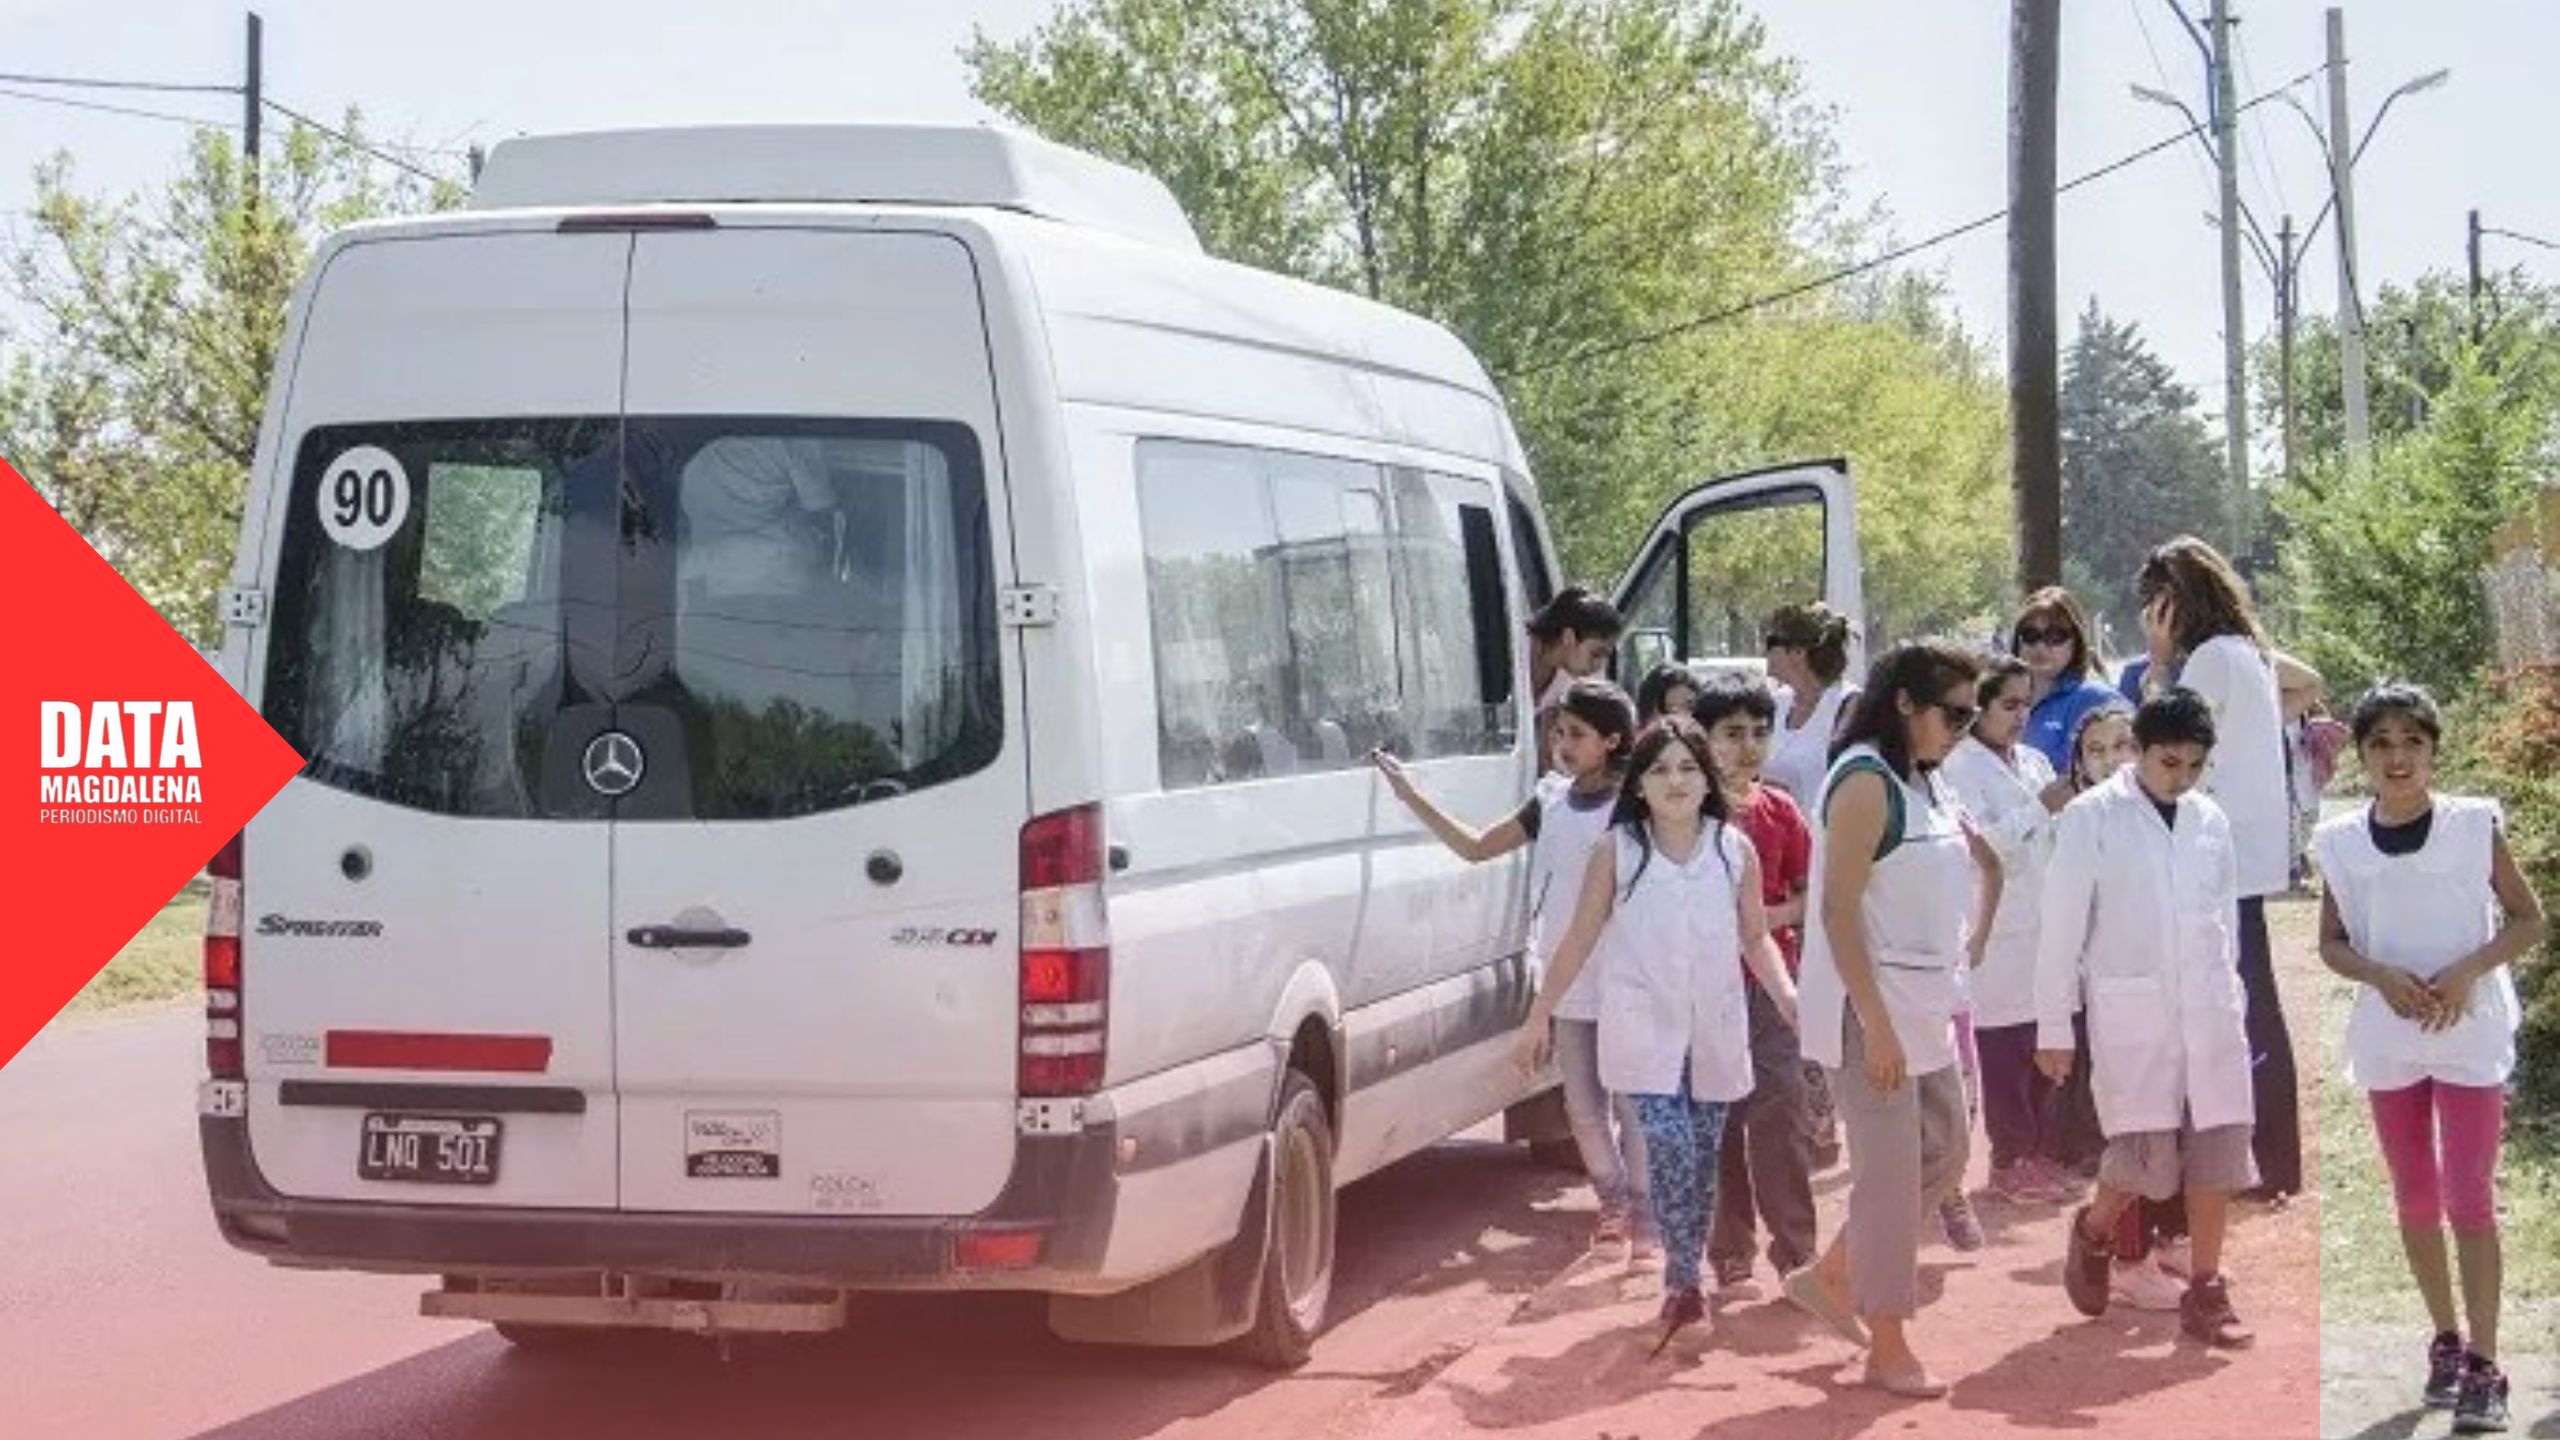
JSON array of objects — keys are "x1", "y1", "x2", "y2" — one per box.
[{"x1": 583, "y1": 730, "x2": 645, "y2": 796}]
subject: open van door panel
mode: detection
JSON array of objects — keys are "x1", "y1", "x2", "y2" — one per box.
[
  {"x1": 243, "y1": 232, "x2": 630, "y2": 1209},
  {"x1": 605, "y1": 229, "x2": 1027, "y2": 1217},
  {"x1": 1609, "y1": 459, "x2": 1864, "y2": 685}
]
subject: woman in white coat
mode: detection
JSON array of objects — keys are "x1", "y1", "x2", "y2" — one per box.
[
  {"x1": 2036, "y1": 689, "x2": 2258, "y2": 1349},
  {"x1": 1782, "y1": 642, "x2": 2000, "y2": 1399},
  {"x1": 2136, "y1": 537, "x2": 2301, "y2": 1200}
]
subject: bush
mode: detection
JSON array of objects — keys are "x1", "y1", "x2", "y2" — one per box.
[{"x1": 2451, "y1": 663, "x2": 2560, "y2": 1120}]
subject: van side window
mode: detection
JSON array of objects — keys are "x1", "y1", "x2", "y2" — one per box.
[
  {"x1": 1136, "y1": 441, "x2": 1291, "y2": 788},
  {"x1": 1390, "y1": 469, "x2": 1516, "y2": 759},
  {"x1": 1504, "y1": 488, "x2": 1555, "y2": 612}
]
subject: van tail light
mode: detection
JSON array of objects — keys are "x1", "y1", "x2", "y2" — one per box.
[
  {"x1": 205, "y1": 833, "x2": 244, "y2": 1079},
  {"x1": 1018, "y1": 804, "x2": 1108, "y2": 1097},
  {"x1": 953, "y1": 1224, "x2": 1048, "y2": 1271}
]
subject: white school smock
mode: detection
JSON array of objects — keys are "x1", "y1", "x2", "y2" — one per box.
[
  {"x1": 2177, "y1": 635, "x2": 2291, "y2": 898},
  {"x1": 1592, "y1": 822, "x2": 1755, "y2": 1100},
  {"x1": 1528, "y1": 775, "x2": 1623, "y2": 1024},
  {"x1": 2033, "y1": 769, "x2": 2255, "y2": 1135},
  {"x1": 2316, "y1": 797, "x2": 2520, "y2": 1091},
  {"x1": 1796, "y1": 744, "x2": 1975, "y2": 1076},
  {"x1": 1766, "y1": 681, "x2": 1853, "y2": 807},
  {"x1": 1942, "y1": 735, "x2": 2061, "y2": 1029}
]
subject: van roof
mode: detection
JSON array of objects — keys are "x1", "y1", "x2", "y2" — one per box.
[{"x1": 470, "y1": 123, "x2": 1204, "y2": 254}]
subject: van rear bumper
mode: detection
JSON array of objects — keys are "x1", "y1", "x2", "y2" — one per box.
[{"x1": 199, "y1": 1047, "x2": 1283, "y2": 1290}]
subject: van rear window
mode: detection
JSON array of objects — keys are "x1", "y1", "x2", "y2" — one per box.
[{"x1": 264, "y1": 418, "x2": 1000, "y2": 820}]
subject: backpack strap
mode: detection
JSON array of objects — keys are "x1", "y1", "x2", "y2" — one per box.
[{"x1": 1823, "y1": 753, "x2": 1907, "y2": 862}]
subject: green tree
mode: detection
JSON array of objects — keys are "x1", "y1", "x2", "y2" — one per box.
[
  {"x1": 966, "y1": 0, "x2": 2013, "y2": 643},
  {"x1": 2059, "y1": 300, "x2": 2227, "y2": 640},
  {"x1": 2259, "y1": 267, "x2": 2560, "y2": 479},
  {"x1": 0, "y1": 124, "x2": 462, "y2": 641},
  {"x1": 2278, "y1": 355, "x2": 2548, "y2": 698}
]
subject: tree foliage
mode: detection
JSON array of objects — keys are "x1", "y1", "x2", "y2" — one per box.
[
  {"x1": 2058, "y1": 300, "x2": 2227, "y2": 642},
  {"x1": 0, "y1": 123, "x2": 462, "y2": 641},
  {"x1": 967, "y1": 0, "x2": 2012, "y2": 644}
]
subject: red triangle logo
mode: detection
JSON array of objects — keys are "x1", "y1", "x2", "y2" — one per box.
[{"x1": 1, "y1": 461, "x2": 306, "y2": 1068}]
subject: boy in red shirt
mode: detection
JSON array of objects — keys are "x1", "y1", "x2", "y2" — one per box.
[{"x1": 1696, "y1": 673, "x2": 1818, "y2": 1295}]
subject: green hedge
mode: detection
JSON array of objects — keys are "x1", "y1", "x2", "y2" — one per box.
[{"x1": 2452, "y1": 663, "x2": 2560, "y2": 1121}]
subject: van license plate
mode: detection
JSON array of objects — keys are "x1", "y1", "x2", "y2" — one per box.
[{"x1": 358, "y1": 1114, "x2": 502, "y2": 1185}]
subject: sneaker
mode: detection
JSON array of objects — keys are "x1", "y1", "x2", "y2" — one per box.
[
  {"x1": 2453, "y1": 1357, "x2": 2510, "y2": 1434},
  {"x1": 1990, "y1": 1160, "x2": 2074, "y2": 1205},
  {"x1": 2063, "y1": 1206, "x2": 2112, "y2": 1318},
  {"x1": 2109, "y1": 1256, "x2": 2185, "y2": 1312},
  {"x1": 1629, "y1": 1226, "x2": 1661, "y2": 1268},
  {"x1": 2425, "y1": 1332, "x2": 2468, "y2": 1410},
  {"x1": 2025, "y1": 1157, "x2": 2086, "y2": 1200},
  {"x1": 1712, "y1": 1254, "x2": 1758, "y2": 1297},
  {"x1": 1938, "y1": 1193, "x2": 1986, "y2": 1252},
  {"x1": 2152, "y1": 1234, "x2": 2193, "y2": 1279},
  {"x1": 2178, "y1": 1274, "x2": 2254, "y2": 1349}
]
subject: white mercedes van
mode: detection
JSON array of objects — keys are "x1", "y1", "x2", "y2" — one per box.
[{"x1": 197, "y1": 123, "x2": 1861, "y2": 1365}]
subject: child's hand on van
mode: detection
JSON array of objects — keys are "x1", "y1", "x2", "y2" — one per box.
[
  {"x1": 1369, "y1": 748, "x2": 1419, "y2": 800},
  {"x1": 1510, "y1": 1014, "x2": 1553, "y2": 1076}
]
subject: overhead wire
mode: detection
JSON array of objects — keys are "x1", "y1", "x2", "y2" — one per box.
[{"x1": 1512, "y1": 65, "x2": 2326, "y2": 379}]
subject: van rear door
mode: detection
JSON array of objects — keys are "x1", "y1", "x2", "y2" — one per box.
[
  {"x1": 1610, "y1": 459, "x2": 1865, "y2": 681},
  {"x1": 606, "y1": 228, "x2": 1027, "y2": 1217},
  {"x1": 242, "y1": 231, "x2": 629, "y2": 1208}
]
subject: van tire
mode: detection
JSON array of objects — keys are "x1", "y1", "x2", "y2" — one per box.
[{"x1": 1232, "y1": 1071, "x2": 1335, "y2": 1370}]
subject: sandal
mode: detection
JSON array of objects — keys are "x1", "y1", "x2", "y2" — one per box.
[{"x1": 1859, "y1": 1363, "x2": 1950, "y2": 1399}]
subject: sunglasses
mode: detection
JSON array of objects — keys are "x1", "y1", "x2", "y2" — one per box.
[
  {"x1": 1930, "y1": 699, "x2": 1981, "y2": 732},
  {"x1": 2015, "y1": 625, "x2": 2075, "y2": 648}
]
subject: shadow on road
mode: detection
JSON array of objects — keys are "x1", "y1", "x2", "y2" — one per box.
[{"x1": 185, "y1": 1139, "x2": 1578, "y2": 1440}]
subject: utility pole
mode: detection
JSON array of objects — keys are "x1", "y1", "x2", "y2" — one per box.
[
  {"x1": 242, "y1": 12, "x2": 263, "y2": 170},
  {"x1": 2323, "y1": 7, "x2": 2370, "y2": 467},
  {"x1": 2208, "y1": 0, "x2": 2250, "y2": 523},
  {"x1": 2277, "y1": 213, "x2": 2298, "y2": 489},
  {"x1": 2468, "y1": 208, "x2": 2486, "y2": 346},
  {"x1": 2008, "y1": 0, "x2": 2063, "y2": 593}
]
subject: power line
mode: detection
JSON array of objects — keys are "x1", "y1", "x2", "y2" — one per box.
[
  {"x1": 2230, "y1": 24, "x2": 2295, "y2": 219},
  {"x1": 2127, "y1": 0, "x2": 2216, "y2": 192},
  {"x1": 0, "y1": 84, "x2": 238, "y2": 130},
  {"x1": 2482, "y1": 226, "x2": 2559, "y2": 253},
  {"x1": 260, "y1": 97, "x2": 450, "y2": 183},
  {"x1": 0, "y1": 69, "x2": 239, "y2": 96},
  {"x1": 1515, "y1": 66, "x2": 2325, "y2": 379}
]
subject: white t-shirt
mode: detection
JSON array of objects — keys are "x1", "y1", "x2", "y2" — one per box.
[
  {"x1": 2178, "y1": 635, "x2": 2291, "y2": 898},
  {"x1": 1766, "y1": 681, "x2": 1852, "y2": 808}
]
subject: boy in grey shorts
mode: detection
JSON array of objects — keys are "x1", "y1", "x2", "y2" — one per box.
[{"x1": 2032, "y1": 688, "x2": 2258, "y2": 1349}]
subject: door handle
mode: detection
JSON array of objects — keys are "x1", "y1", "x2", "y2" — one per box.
[{"x1": 627, "y1": 925, "x2": 752, "y2": 950}]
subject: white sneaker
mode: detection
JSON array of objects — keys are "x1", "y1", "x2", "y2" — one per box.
[
  {"x1": 2110, "y1": 1256, "x2": 2185, "y2": 1312},
  {"x1": 2153, "y1": 1236, "x2": 2193, "y2": 1279}
]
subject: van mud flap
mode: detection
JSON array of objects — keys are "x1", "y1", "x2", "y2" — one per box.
[{"x1": 1044, "y1": 1132, "x2": 1275, "y2": 1350}]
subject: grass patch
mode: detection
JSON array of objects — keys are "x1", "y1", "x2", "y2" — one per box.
[
  {"x1": 69, "y1": 879, "x2": 209, "y2": 1011},
  {"x1": 2310, "y1": 898, "x2": 2560, "y2": 1351}
]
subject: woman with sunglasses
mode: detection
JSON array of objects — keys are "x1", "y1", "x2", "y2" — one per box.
[
  {"x1": 1784, "y1": 642, "x2": 2000, "y2": 1399},
  {"x1": 2009, "y1": 588, "x2": 2121, "y2": 776}
]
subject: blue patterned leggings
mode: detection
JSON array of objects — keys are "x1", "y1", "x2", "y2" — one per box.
[{"x1": 1629, "y1": 1066, "x2": 1731, "y2": 1296}]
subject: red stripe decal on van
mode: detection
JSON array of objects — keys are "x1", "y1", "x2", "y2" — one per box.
[{"x1": 324, "y1": 1031, "x2": 554, "y2": 1073}]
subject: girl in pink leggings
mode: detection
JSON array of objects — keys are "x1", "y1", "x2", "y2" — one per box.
[{"x1": 2316, "y1": 683, "x2": 2546, "y2": 1435}]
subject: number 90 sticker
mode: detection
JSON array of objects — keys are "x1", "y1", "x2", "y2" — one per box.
[{"x1": 317, "y1": 446, "x2": 411, "y2": 551}]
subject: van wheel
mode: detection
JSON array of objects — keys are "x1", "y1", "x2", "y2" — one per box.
[{"x1": 1233, "y1": 1071, "x2": 1336, "y2": 1370}]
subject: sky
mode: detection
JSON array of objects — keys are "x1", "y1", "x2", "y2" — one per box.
[{"x1": 1, "y1": 0, "x2": 2552, "y2": 426}]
